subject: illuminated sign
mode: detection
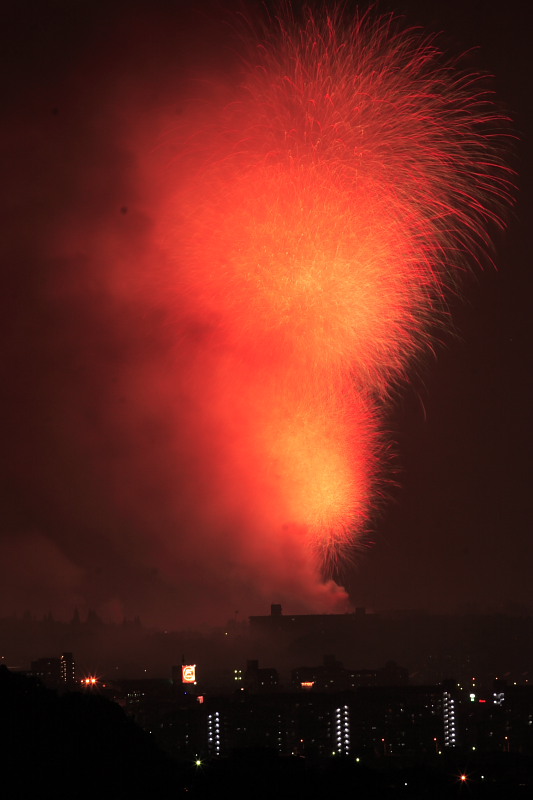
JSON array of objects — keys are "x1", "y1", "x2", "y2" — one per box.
[
  {"x1": 301, "y1": 681, "x2": 315, "y2": 688},
  {"x1": 182, "y1": 664, "x2": 196, "y2": 684}
]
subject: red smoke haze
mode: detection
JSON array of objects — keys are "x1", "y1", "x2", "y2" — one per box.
[{"x1": 1, "y1": 1, "x2": 514, "y2": 627}]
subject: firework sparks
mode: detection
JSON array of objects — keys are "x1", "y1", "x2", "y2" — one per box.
[{"x1": 151, "y1": 6, "x2": 514, "y2": 601}]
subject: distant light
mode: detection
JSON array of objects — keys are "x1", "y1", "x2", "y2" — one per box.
[
  {"x1": 195, "y1": 759, "x2": 202, "y2": 767},
  {"x1": 182, "y1": 665, "x2": 196, "y2": 684},
  {"x1": 460, "y1": 774, "x2": 467, "y2": 782},
  {"x1": 479, "y1": 699, "x2": 486, "y2": 703}
]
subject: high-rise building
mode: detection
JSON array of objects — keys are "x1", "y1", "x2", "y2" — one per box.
[
  {"x1": 442, "y1": 681, "x2": 458, "y2": 748},
  {"x1": 60, "y1": 652, "x2": 76, "y2": 685},
  {"x1": 30, "y1": 657, "x2": 61, "y2": 687}
]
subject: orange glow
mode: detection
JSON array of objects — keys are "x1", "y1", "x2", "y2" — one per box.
[
  {"x1": 151, "y1": 7, "x2": 513, "y2": 600},
  {"x1": 182, "y1": 664, "x2": 196, "y2": 684}
]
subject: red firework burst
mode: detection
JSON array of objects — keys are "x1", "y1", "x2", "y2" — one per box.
[{"x1": 157, "y1": 6, "x2": 513, "y2": 582}]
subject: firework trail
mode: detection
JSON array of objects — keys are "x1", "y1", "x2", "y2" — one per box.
[{"x1": 157, "y1": 6, "x2": 512, "y2": 603}]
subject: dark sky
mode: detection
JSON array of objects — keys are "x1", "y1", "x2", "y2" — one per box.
[
  {"x1": 1, "y1": 0, "x2": 531, "y2": 628},
  {"x1": 347, "y1": 0, "x2": 533, "y2": 614}
]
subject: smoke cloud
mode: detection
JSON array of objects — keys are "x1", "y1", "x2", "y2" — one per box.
[{"x1": 1, "y1": 1, "x2": 512, "y2": 627}]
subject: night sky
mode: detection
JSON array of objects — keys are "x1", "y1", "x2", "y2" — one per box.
[{"x1": 2, "y1": 0, "x2": 531, "y2": 628}]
